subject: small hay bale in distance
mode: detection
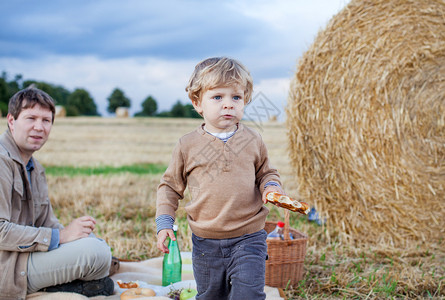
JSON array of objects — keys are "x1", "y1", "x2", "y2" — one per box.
[
  {"x1": 286, "y1": 0, "x2": 444, "y2": 247},
  {"x1": 55, "y1": 105, "x2": 66, "y2": 118},
  {"x1": 115, "y1": 107, "x2": 129, "y2": 118}
]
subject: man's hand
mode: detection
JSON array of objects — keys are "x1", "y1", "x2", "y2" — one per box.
[
  {"x1": 262, "y1": 185, "x2": 286, "y2": 204},
  {"x1": 59, "y1": 216, "x2": 96, "y2": 244},
  {"x1": 157, "y1": 229, "x2": 175, "y2": 253}
]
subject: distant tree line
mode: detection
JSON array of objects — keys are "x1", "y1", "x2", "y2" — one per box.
[
  {"x1": 0, "y1": 71, "x2": 201, "y2": 119},
  {"x1": 0, "y1": 72, "x2": 99, "y2": 117}
]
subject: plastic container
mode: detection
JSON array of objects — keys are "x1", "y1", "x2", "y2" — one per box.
[
  {"x1": 162, "y1": 225, "x2": 182, "y2": 286},
  {"x1": 267, "y1": 221, "x2": 285, "y2": 240}
]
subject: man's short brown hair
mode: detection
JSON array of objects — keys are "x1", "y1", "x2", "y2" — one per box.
[{"x1": 8, "y1": 86, "x2": 56, "y2": 123}]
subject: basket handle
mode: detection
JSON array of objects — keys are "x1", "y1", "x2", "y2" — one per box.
[{"x1": 283, "y1": 209, "x2": 291, "y2": 241}]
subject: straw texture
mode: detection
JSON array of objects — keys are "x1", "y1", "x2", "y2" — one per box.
[{"x1": 286, "y1": 0, "x2": 444, "y2": 247}]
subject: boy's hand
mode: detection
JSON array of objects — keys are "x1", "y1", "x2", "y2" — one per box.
[
  {"x1": 262, "y1": 185, "x2": 285, "y2": 204},
  {"x1": 157, "y1": 229, "x2": 175, "y2": 253}
]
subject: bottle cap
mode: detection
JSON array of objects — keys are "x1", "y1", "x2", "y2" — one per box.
[
  {"x1": 277, "y1": 221, "x2": 285, "y2": 228},
  {"x1": 173, "y1": 225, "x2": 178, "y2": 231}
]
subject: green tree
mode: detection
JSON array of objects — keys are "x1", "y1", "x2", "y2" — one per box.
[
  {"x1": 135, "y1": 95, "x2": 157, "y2": 117},
  {"x1": 184, "y1": 103, "x2": 202, "y2": 119},
  {"x1": 23, "y1": 80, "x2": 70, "y2": 106},
  {"x1": 65, "y1": 105, "x2": 79, "y2": 116},
  {"x1": 66, "y1": 88, "x2": 99, "y2": 116},
  {"x1": 156, "y1": 110, "x2": 171, "y2": 118},
  {"x1": 7, "y1": 74, "x2": 22, "y2": 98},
  {"x1": 1, "y1": 72, "x2": 24, "y2": 116},
  {"x1": 0, "y1": 77, "x2": 8, "y2": 116},
  {"x1": 107, "y1": 88, "x2": 131, "y2": 114},
  {"x1": 170, "y1": 100, "x2": 186, "y2": 118},
  {"x1": 52, "y1": 85, "x2": 71, "y2": 106}
]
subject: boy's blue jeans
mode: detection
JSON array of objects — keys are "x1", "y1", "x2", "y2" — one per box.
[{"x1": 192, "y1": 229, "x2": 268, "y2": 300}]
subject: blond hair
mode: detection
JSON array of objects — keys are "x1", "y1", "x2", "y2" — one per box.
[{"x1": 186, "y1": 57, "x2": 253, "y2": 105}]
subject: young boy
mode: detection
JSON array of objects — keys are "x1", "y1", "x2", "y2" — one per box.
[{"x1": 156, "y1": 57, "x2": 285, "y2": 299}]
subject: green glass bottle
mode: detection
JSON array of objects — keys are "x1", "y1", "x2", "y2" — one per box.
[{"x1": 162, "y1": 225, "x2": 182, "y2": 286}]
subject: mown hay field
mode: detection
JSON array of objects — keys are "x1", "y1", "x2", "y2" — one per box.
[{"x1": 3, "y1": 117, "x2": 443, "y2": 299}]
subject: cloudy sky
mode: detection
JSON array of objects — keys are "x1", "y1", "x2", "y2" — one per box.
[{"x1": 0, "y1": 0, "x2": 350, "y2": 117}]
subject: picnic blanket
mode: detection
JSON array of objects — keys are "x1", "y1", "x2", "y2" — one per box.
[{"x1": 27, "y1": 252, "x2": 285, "y2": 299}]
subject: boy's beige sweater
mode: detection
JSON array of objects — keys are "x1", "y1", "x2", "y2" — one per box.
[{"x1": 156, "y1": 123, "x2": 281, "y2": 239}]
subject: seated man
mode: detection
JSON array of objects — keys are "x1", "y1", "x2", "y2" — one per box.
[{"x1": 0, "y1": 86, "x2": 118, "y2": 299}]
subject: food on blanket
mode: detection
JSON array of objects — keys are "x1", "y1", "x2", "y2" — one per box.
[
  {"x1": 180, "y1": 287, "x2": 198, "y2": 300},
  {"x1": 266, "y1": 192, "x2": 310, "y2": 215},
  {"x1": 120, "y1": 287, "x2": 156, "y2": 300},
  {"x1": 116, "y1": 280, "x2": 140, "y2": 289},
  {"x1": 167, "y1": 287, "x2": 183, "y2": 300}
]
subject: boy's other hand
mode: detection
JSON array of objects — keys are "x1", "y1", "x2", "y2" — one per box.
[
  {"x1": 157, "y1": 229, "x2": 175, "y2": 253},
  {"x1": 262, "y1": 186, "x2": 285, "y2": 204}
]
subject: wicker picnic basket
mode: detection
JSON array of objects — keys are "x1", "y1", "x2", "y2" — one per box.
[{"x1": 265, "y1": 210, "x2": 308, "y2": 288}]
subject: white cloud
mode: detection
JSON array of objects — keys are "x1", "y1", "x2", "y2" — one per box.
[
  {"x1": 1, "y1": 54, "x2": 296, "y2": 117},
  {"x1": 251, "y1": 77, "x2": 291, "y2": 121},
  {"x1": 0, "y1": 55, "x2": 195, "y2": 115},
  {"x1": 228, "y1": 0, "x2": 348, "y2": 33},
  {"x1": 0, "y1": 1, "x2": 352, "y2": 117}
]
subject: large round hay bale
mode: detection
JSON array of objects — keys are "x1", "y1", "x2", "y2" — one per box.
[{"x1": 286, "y1": 0, "x2": 444, "y2": 247}]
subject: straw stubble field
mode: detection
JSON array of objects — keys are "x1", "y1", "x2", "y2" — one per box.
[{"x1": 4, "y1": 117, "x2": 443, "y2": 299}]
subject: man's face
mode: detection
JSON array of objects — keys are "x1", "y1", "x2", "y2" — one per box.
[{"x1": 7, "y1": 103, "x2": 53, "y2": 161}]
